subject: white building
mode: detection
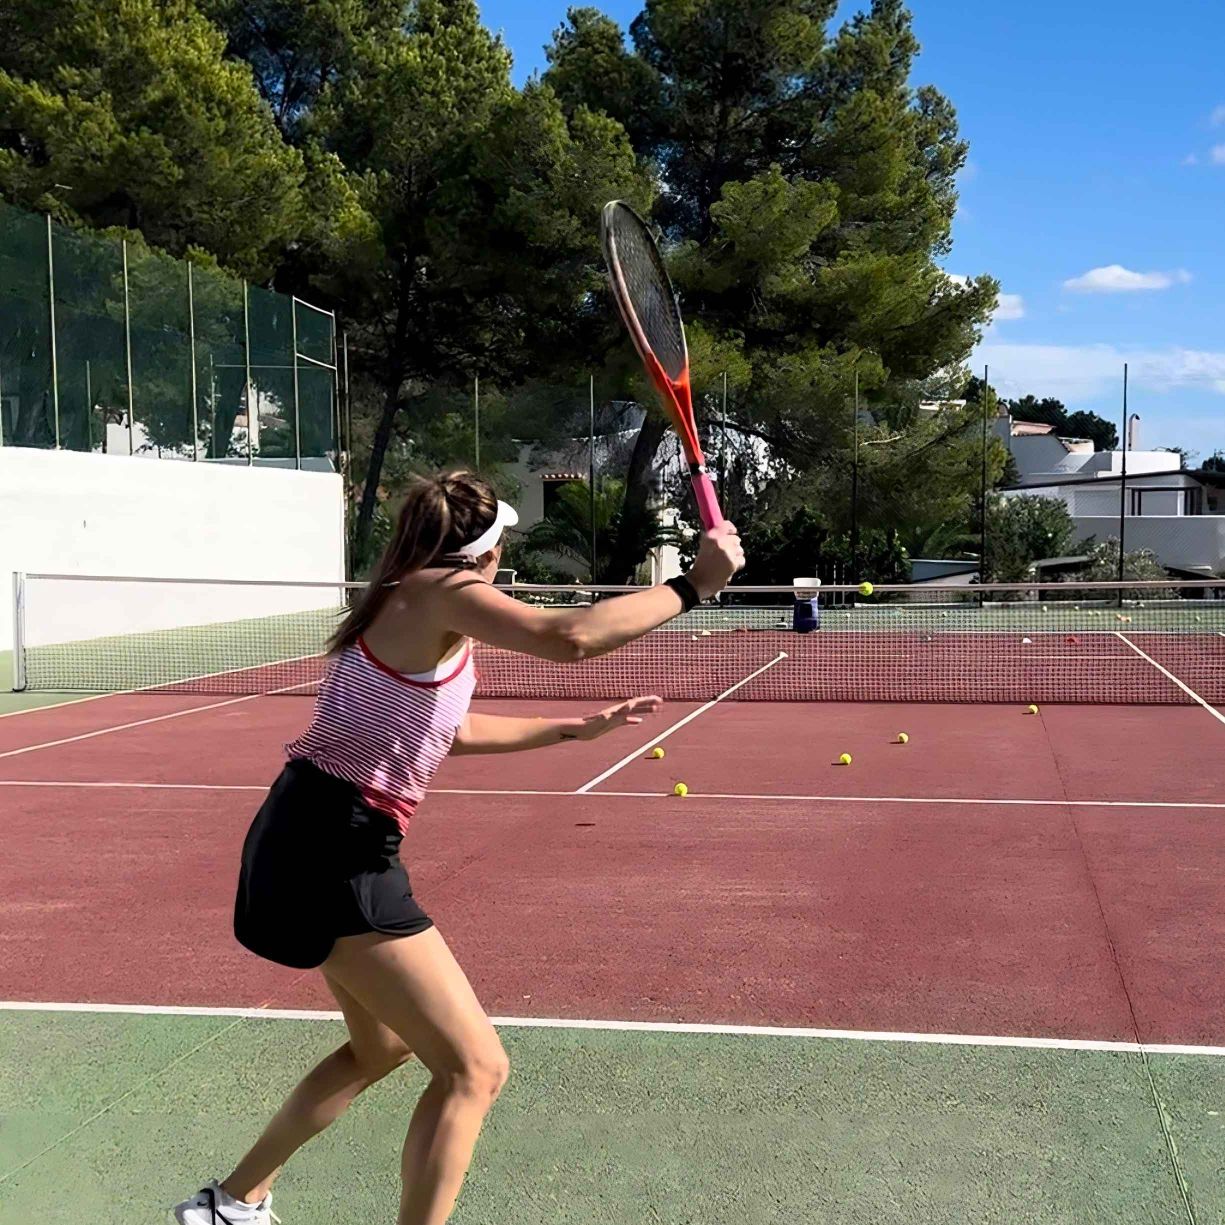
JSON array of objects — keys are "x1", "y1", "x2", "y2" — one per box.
[{"x1": 997, "y1": 410, "x2": 1225, "y2": 576}]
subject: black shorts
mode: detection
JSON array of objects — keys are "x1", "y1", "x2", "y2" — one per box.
[{"x1": 234, "y1": 759, "x2": 433, "y2": 969}]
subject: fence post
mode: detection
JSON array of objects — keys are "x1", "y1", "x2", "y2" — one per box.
[
  {"x1": 850, "y1": 370, "x2": 859, "y2": 580},
  {"x1": 46, "y1": 216, "x2": 60, "y2": 449},
  {"x1": 244, "y1": 281, "x2": 253, "y2": 464},
  {"x1": 473, "y1": 374, "x2": 480, "y2": 469},
  {"x1": 291, "y1": 298, "x2": 301, "y2": 469},
  {"x1": 980, "y1": 363, "x2": 990, "y2": 593},
  {"x1": 122, "y1": 240, "x2": 135, "y2": 455},
  {"x1": 589, "y1": 374, "x2": 597, "y2": 581},
  {"x1": 188, "y1": 263, "x2": 198, "y2": 459}
]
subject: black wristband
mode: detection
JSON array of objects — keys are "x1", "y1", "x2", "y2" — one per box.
[{"x1": 665, "y1": 575, "x2": 702, "y2": 612}]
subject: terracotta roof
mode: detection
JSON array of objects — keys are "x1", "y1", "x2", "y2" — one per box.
[{"x1": 1010, "y1": 419, "x2": 1055, "y2": 436}]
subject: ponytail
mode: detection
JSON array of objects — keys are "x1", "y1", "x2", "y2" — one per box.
[{"x1": 331, "y1": 471, "x2": 498, "y2": 652}]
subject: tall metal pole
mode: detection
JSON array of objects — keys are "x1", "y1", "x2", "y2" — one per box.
[
  {"x1": 291, "y1": 298, "x2": 301, "y2": 469},
  {"x1": 589, "y1": 375, "x2": 597, "y2": 581},
  {"x1": 242, "y1": 282, "x2": 253, "y2": 463},
  {"x1": 1117, "y1": 362, "x2": 1128, "y2": 590},
  {"x1": 720, "y1": 370, "x2": 728, "y2": 504},
  {"x1": 980, "y1": 363, "x2": 989, "y2": 580},
  {"x1": 187, "y1": 263, "x2": 199, "y2": 459},
  {"x1": 473, "y1": 374, "x2": 480, "y2": 469},
  {"x1": 122, "y1": 240, "x2": 135, "y2": 456},
  {"x1": 47, "y1": 215, "x2": 61, "y2": 448},
  {"x1": 850, "y1": 370, "x2": 859, "y2": 578}
]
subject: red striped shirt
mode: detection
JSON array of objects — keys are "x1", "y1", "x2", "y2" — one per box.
[{"x1": 286, "y1": 638, "x2": 477, "y2": 832}]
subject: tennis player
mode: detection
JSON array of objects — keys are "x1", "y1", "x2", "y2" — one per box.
[{"x1": 173, "y1": 470, "x2": 743, "y2": 1225}]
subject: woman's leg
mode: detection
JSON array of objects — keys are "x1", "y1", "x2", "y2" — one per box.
[
  {"x1": 322, "y1": 927, "x2": 510, "y2": 1225},
  {"x1": 223, "y1": 973, "x2": 414, "y2": 1205}
]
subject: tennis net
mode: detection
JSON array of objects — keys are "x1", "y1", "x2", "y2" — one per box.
[{"x1": 11, "y1": 573, "x2": 1225, "y2": 705}]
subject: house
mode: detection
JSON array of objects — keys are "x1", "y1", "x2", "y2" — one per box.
[{"x1": 997, "y1": 408, "x2": 1225, "y2": 576}]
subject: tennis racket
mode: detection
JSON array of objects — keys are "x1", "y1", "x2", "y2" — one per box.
[{"x1": 600, "y1": 200, "x2": 723, "y2": 530}]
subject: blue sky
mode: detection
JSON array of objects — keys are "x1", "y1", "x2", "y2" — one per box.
[{"x1": 479, "y1": 0, "x2": 1224, "y2": 460}]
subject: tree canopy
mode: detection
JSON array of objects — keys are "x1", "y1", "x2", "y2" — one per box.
[{"x1": 3, "y1": 0, "x2": 1036, "y2": 583}]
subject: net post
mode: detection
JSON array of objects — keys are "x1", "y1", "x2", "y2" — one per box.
[{"x1": 11, "y1": 572, "x2": 27, "y2": 691}]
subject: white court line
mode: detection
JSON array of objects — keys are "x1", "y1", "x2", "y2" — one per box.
[
  {"x1": 0, "y1": 691, "x2": 122, "y2": 720},
  {"x1": 2, "y1": 999, "x2": 1222, "y2": 1057},
  {"x1": 574, "y1": 652, "x2": 790, "y2": 794},
  {"x1": 0, "y1": 680, "x2": 315, "y2": 760},
  {"x1": 1114, "y1": 632, "x2": 1225, "y2": 728},
  {"x1": 0, "y1": 779, "x2": 1220, "y2": 810}
]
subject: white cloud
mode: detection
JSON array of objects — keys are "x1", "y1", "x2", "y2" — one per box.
[
  {"x1": 994, "y1": 293, "x2": 1025, "y2": 321},
  {"x1": 1211, "y1": 144, "x2": 1225, "y2": 164},
  {"x1": 1183, "y1": 153, "x2": 1199, "y2": 166},
  {"x1": 971, "y1": 341, "x2": 1225, "y2": 400},
  {"x1": 1211, "y1": 104, "x2": 1225, "y2": 126},
  {"x1": 1063, "y1": 265, "x2": 1192, "y2": 293}
]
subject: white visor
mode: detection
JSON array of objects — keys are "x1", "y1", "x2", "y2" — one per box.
[{"x1": 456, "y1": 500, "x2": 519, "y2": 558}]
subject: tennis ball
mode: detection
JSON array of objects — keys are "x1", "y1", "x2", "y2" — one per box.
[
  {"x1": 673, "y1": 782, "x2": 689, "y2": 797},
  {"x1": 858, "y1": 581, "x2": 874, "y2": 596},
  {"x1": 1027, "y1": 704, "x2": 1039, "y2": 715},
  {"x1": 1021, "y1": 637, "x2": 1033, "y2": 645},
  {"x1": 896, "y1": 732, "x2": 909, "y2": 744},
  {"x1": 699, "y1": 628, "x2": 712, "y2": 637},
  {"x1": 650, "y1": 746, "x2": 665, "y2": 759},
  {"x1": 839, "y1": 752, "x2": 852, "y2": 765}
]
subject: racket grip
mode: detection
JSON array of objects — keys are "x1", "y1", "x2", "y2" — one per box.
[{"x1": 690, "y1": 472, "x2": 724, "y2": 530}]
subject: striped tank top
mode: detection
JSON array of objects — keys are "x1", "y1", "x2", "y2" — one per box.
[{"x1": 286, "y1": 637, "x2": 477, "y2": 832}]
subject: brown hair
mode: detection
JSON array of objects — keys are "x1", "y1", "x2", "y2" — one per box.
[{"x1": 331, "y1": 470, "x2": 499, "y2": 652}]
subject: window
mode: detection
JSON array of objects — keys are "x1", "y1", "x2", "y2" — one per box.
[{"x1": 540, "y1": 473, "x2": 583, "y2": 516}]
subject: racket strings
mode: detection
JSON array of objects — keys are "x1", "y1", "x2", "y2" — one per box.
[{"x1": 605, "y1": 207, "x2": 687, "y2": 382}]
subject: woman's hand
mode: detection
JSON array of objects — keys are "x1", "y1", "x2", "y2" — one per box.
[
  {"x1": 688, "y1": 522, "x2": 745, "y2": 599},
  {"x1": 573, "y1": 695, "x2": 663, "y2": 740}
]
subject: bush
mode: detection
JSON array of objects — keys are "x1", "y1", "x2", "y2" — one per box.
[{"x1": 982, "y1": 495, "x2": 1075, "y2": 582}]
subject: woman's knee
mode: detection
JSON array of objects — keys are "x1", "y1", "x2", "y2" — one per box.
[{"x1": 437, "y1": 1042, "x2": 509, "y2": 1104}]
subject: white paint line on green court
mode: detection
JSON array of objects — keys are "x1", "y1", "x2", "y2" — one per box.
[{"x1": 3, "y1": 999, "x2": 1224, "y2": 1058}]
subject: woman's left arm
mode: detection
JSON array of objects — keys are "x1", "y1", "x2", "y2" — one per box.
[{"x1": 451, "y1": 696, "x2": 662, "y2": 755}]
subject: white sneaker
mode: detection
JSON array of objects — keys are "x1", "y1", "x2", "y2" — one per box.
[{"x1": 172, "y1": 1180, "x2": 279, "y2": 1224}]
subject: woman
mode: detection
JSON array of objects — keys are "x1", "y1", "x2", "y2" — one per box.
[{"x1": 174, "y1": 470, "x2": 743, "y2": 1225}]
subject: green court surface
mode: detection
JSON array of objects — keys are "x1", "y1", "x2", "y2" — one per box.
[{"x1": 0, "y1": 1009, "x2": 1220, "y2": 1224}]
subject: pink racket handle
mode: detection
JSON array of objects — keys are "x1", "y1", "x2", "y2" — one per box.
[{"x1": 691, "y1": 471, "x2": 724, "y2": 531}]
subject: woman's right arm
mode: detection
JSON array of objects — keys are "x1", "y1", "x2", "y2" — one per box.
[{"x1": 441, "y1": 525, "x2": 744, "y2": 663}]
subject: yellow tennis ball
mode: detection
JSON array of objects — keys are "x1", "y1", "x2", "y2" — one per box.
[
  {"x1": 858, "y1": 581, "x2": 874, "y2": 596},
  {"x1": 673, "y1": 782, "x2": 688, "y2": 797},
  {"x1": 650, "y1": 746, "x2": 665, "y2": 759},
  {"x1": 1027, "y1": 704, "x2": 1039, "y2": 715},
  {"x1": 896, "y1": 732, "x2": 909, "y2": 744},
  {"x1": 839, "y1": 752, "x2": 852, "y2": 765}
]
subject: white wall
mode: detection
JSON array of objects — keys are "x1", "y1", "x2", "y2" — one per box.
[
  {"x1": 1070, "y1": 515, "x2": 1225, "y2": 573},
  {"x1": 2, "y1": 446, "x2": 345, "y2": 654}
]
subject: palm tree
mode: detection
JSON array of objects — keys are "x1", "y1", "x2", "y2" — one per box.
[{"x1": 528, "y1": 478, "x2": 680, "y2": 582}]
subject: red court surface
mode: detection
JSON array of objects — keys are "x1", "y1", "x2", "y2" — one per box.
[{"x1": 1, "y1": 689, "x2": 1224, "y2": 1050}]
